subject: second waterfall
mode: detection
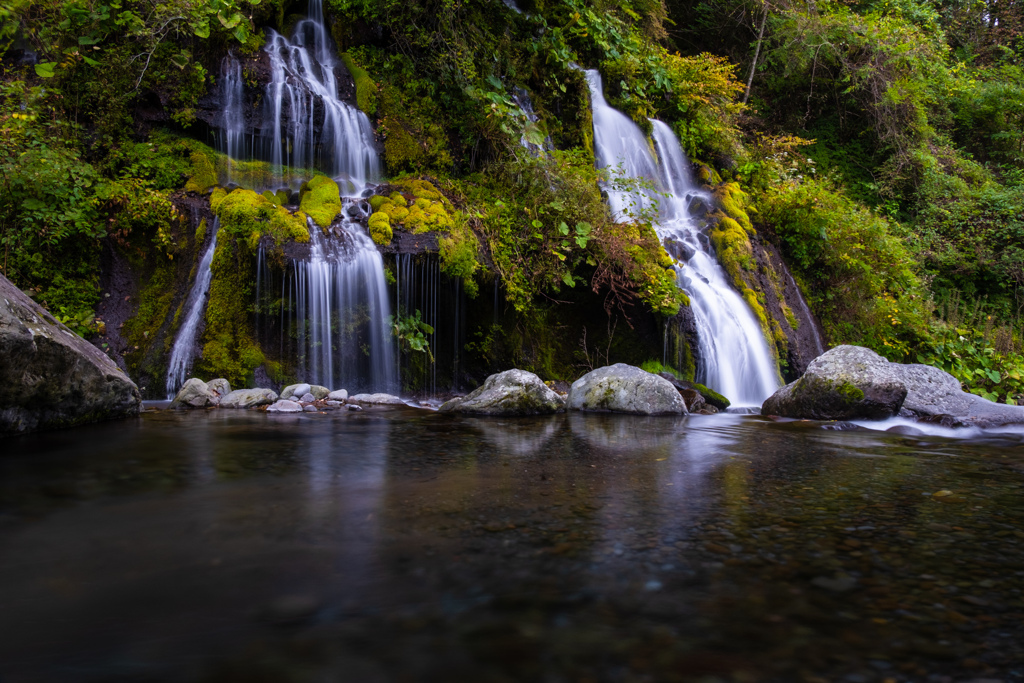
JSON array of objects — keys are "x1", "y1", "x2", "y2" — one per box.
[{"x1": 585, "y1": 70, "x2": 780, "y2": 406}]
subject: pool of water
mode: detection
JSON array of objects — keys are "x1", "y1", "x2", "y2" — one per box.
[{"x1": 1, "y1": 408, "x2": 1023, "y2": 682}]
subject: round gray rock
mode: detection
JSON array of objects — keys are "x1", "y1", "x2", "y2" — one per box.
[
  {"x1": 762, "y1": 346, "x2": 907, "y2": 420},
  {"x1": 327, "y1": 389, "x2": 348, "y2": 401},
  {"x1": 439, "y1": 369, "x2": 566, "y2": 416},
  {"x1": 207, "y1": 378, "x2": 231, "y2": 398},
  {"x1": 220, "y1": 388, "x2": 278, "y2": 409},
  {"x1": 567, "y1": 364, "x2": 687, "y2": 415},
  {"x1": 309, "y1": 385, "x2": 330, "y2": 400},
  {"x1": 266, "y1": 399, "x2": 302, "y2": 413},
  {"x1": 281, "y1": 383, "x2": 311, "y2": 400},
  {"x1": 170, "y1": 378, "x2": 217, "y2": 409}
]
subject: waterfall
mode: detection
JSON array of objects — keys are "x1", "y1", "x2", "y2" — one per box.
[
  {"x1": 584, "y1": 70, "x2": 780, "y2": 406},
  {"x1": 291, "y1": 211, "x2": 397, "y2": 392},
  {"x1": 218, "y1": 54, "x2": 246, "y2": 172},
  {"x1": 262, "y1": 0, "x2": 380, "y2": 192},
  {"x1": 166, "y1": 218, "x2": 220, "y2": 398}
]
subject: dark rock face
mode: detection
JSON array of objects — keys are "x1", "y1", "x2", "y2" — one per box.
[
  {"x1": 568, "y1": 364, "x2": 687, "y2": 415},
  {"x1": 0, "y1": 274, "x2": 141, "y2": 435},
  {"x1": 657, "y1": 373, "x2": 730, "y2": 411},
  {"x1": 440, "y1": 370, "x2": 565, "y2": 416},
  {"x1": 762, "y1": 346, "x2": 907, "y2": 420}
]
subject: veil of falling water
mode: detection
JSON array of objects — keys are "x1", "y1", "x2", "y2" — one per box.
[
  {"x1": 584, "y1": 70, "x2": 780, "y2": 406},
  {"x1": 165, "y1": 219, "x2": 220, "y2": 398}
]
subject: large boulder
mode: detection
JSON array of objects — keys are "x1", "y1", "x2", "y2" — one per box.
[
  {"x1": 892, "y1": 363, "x2": 1024, "y2": 427},
  {"x1": 220, "y1": 388, "x2": 278, "y2": 409},
  {"x1": 169, "y1": 378, "x2": 218, "y2": 409},
  {"x1": 439, "y1": 369, "x2": 566, "y2": 416},
  {"x1": 207, "y1": 378, "x2": 231, "y2": 404},
  {"x1": 567, "y1": 364, "x2": 687, "y2": 415},
  {"x1": 657, "y1": 372, "x2": 730, "y2": 411},
  {"x1": 280, "y1": 383, "x2": 311, "y2": 400},
  {"x1": 0, "y1": 274, "x2": 141, "y2": 435},
  {"x1": 762, "y1": 346, "x2": 907, "y2": 420}
]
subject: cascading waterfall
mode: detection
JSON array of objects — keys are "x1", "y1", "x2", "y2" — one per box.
[
  {"x1": 166, "y1": 219, "x2": 220, "y2": 398},
  {"x1": 291, "y1": 211, "x2": 397, "y2": 393},
  {"x1": 585, "y1": 69, "x2": 780, "y2": 405},
  {"x1": 218, "y1": 54, "x2": 246, "y2": 173},
  {"x1": 262, "y1": 0, "x2": 379, "y2": 192}
]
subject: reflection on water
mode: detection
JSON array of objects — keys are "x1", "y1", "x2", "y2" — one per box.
[{"x1": 1, "y1": 410, "x2": 1023, "y2": 682}]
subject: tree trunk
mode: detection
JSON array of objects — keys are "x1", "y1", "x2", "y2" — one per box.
[{"x1": 743, "y1": 2, "x2": 770, "y2": 105}]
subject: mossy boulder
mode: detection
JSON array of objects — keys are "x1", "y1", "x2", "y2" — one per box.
[
  {"x1": 439, "y1": 369, "x2": 566, "y2": 416},
  {"x1": 214, "y1": 188, "x2": 310, "y2": 246},
  {"x1": 368, "y1": 212, "x2": 392, "y2": 245},
  {"x1": 762, "y1": 345, "x2": 907, "y2": 420},
  {"x1": 341, "y1": 52, "x2": 378, "y2": 114},
  {"x1": 657, "y1": 372, "x2": 731, "y2": 410},
  {"x1": 567, "y1": 363, "x2": 687, "y2": 415},
  {"x1": 299, "y1": 175, "x2": 342, "y2": 228},
  {"x1": 184, "y1": 150, "x2": 218, "y2": 193},
  {"x1": 368, "y1": 179, "x2": 455, "y2": 235}
]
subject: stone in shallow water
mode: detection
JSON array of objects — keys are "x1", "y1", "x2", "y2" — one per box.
[
  {"x1": 567, "y1": 364, "x2": 686, "y2": 415},
  {"x1": 0, "y1": 272, "x2": 141, "y2": 434},
  {"x1": 299, "y1": 392, "x2": 316, "y2": 403},
  {"x1": 207, "y1": 378, "x2": 231, "y2": 399},
  {"x1": 328, "y1": 389, "x2": 348, "y2": 401},
  {"x1": 280, "y1": 383, "x2": 311, "y2": 400},
  {"x1": 348, "y1": 393, "x2": 405, "y2": 405},
  {"x1": 309, "y1": 385, "x2": 330, "y2": 400},
  {"x1": 303, "y1": 405, "x2": 318, "y2": 412},
  {"x1": 170, "y1": 378, "x2": 217, "y2": 409},
  {"x1": 266, "y1": 399, "x2": 302, "y2": 413},
  {"x1": 220, "y1": 388, "x2": 278, "y2": 409},
  {"x1": 439, "y1": 369, "x2": 565, "y2": 416},
  {"x1": 762, "y1": 346, "x2": 906, "y2": 420}
]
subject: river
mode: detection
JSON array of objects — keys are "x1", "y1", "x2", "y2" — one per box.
[{"x1": 1, "y1": 409, "x2": 1022, "y2": 681}]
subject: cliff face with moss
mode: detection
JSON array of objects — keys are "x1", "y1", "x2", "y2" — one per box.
[{"x1": 4, "y1": 0, "x2": 1022, "y2": 403}]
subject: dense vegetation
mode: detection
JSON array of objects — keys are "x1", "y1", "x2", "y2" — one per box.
[{"x1": 1, "y1": 0, "x2": 1023, "y2": 399}]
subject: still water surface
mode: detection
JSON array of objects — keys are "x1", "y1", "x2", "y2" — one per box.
[{"x1": 1, "y1": 409, "x2": 1023, "y2": 682}]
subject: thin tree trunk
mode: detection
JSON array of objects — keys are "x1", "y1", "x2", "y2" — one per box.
[{"x1": 743, "y1": 2, "x2": 769, "y2": 105}]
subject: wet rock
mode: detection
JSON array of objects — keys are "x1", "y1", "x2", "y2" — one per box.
[
  {"x1": 439, "y1": 369, "x2": 566, "y2": 416},
  {"x1": 680, "y1": 388, "x2": 705, "y2": 412},
  {"x1": 303, "y1": 405, "x2": 318, "y2": 412},
  {"x1": 267, "y1": 399, "x2": 302, "y2": 413},
  {"x1": 657, "y1": 373, "x2": 730, "y2": 410},
  {"x1": 310, "y1": 385, "x2": 330, "y2": 400},
  {"x1": 348, "y1": 393, "x2": 405, "y2": 405},
  {"x1": 811, "y1": 575, "x2": 859, "y2": 593},
  {"x1": 886, "y1": 424, "x2": 926, "y2": 436},
  {"x1": 347, "y1": 404, "x2": 362, "y2": 411},
  {"x1": 762, "y1": 346, "x2": 907, "y2": 420},
  {"x1": 299, "y1": 392, "x2": 316, "y2": 403},
  {"x1": 328, "y1": 389, "x2": 348, "y2": 401},
  {"x1": 207, "y1": 378, "x2": 231, "y2": 401},
  {"x1": 280, "y1": 383, "x2": 311, "y2": 400},
  {"x1": 220, "y1": 388, "x2": 278, "y2": 409},
  {"x1": 170, "y1": 378, "x2": 218, "y2": 409},
  {"x1": 568, "y1": 364, "x2": 687, "y2": 415},
  {"x1": 0, "y1": 273, "x2": 141, "y2": 434}
]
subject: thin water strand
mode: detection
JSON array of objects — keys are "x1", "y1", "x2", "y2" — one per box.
[{"x1": 166, "y1": 218, "x2": 220, "y2": 398}]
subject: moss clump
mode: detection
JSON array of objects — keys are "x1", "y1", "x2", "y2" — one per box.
[
  {"x1": 184, "y1": 151, "x2": 217, "y2": 193},
  {"x1": 369, "y1": 178, "x2": 456, "y2": 234},
  {"x1": 836, "y1": 380, "x2": 866, "y2": 402},
  {"x1": 262, "y1": 190, "x2": 283, "y2": 207},
  {"x1": 438, "y1": 216, "x2": 480, "y2": 296},
  {"x1": 299, "y1": 176, "x2": 342, "y2": 228},
  {"x1": 368, "y1": 212, "x2": 392, "y2": 245},
  {"x1": 714, "y1": 182, "x2": 754, "y2": 234},
  {"x1": 369, "y1": 195, "x2": 389, "y2": 211},
  {"x1": 782, "y1": 302, "x2": 800, "y2": 330},
  {"x1": 195, "y1": 218, "x2": 207, "y2": 244},
  {"x1": 341, "y1": 52, "x2": 378, "y2": 114},
  {"x1": 215, "y1": 188, "x2": 310, "y2": 245}
]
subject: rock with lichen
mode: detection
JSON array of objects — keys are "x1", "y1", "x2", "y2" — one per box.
[
  {"x1": 567, "y1": 364, "x2": 686, "y2": 415},
  {"x1": 439, "y1": 369, "x2": 566, "y2": 416},
  {"x1": 762, "y1": 346, "x2": 907, "y2": 420}
]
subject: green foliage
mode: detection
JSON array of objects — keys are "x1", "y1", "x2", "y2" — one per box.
[
  {"x1": 391, "y1": 309, "x2": 435, "y2": 362},
  {"x1": 341, "y1": 51, "x2": 378, "y2": 114},
  {"x1": 760, "y1": 177, "x2": 929, "y2": 359},
  {"x1": 917, "y1": 327, "x2": 1024, "y2": 404},
  {"x1": 438, "y1": 214, "x2": 480, "y2": 297}
]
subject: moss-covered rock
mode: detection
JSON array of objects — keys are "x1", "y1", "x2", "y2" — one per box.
[
  {"x1": 341, "y1": 52, "x2": 378, "y2": 114},
  {"x1": 368, "y1": 212, "x2": 392, "y2": 245},
  {"x1": 215, "y1": 188, "x2": 310, "y2": 246},
  {"x1": 184, "y1": 150, "x2": 217, "y2": 194},
  {"x1": 298, "y1": 175, "x2": 342, "y2": 228}
]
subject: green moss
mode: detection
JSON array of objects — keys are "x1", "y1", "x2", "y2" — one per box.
[
  {"x1": 369, "y1": 195, "x2": 389, "y2": 211},
  {"x1": 341, "y1": 52, "x2": 378, "y2": 114},
  {"x1": 714, "y1": 182, "x2": 754, "y2": 234},
  {"x1": 298, "y1": 175, "x2": 342, "y2": 228},
  {"x1": 836, "y1": 380, "x2": 866, "y2": 402},
  {"x1": 782, "y1": 302, "x2": 800, "y2": 330},
  {"x1": 194, "y1": 237, "x2": 264, "y2": 387},
  {"x1": 124, "y1": 258, "x2": 176, "y2": 353},
  {"x1": 275, "y1": 190, "x2": 291, "y2": 206},
  {"x1": 438, "y1": 217, "x2": 480, "y2": 297},
  {"x1": 184, "y1": 150, "x2": 217, "y2": 193},
  {"x1": 368, "y1": 212, "x2": 393, "y2": 245},
  {"x1": 262, "y1": 190, "x2": 283, "y2": 206},
  {"x1": 693, "y1": 382, "x2": 731, "y2": 409},
  {"x1": 195, "y1": 218, "x2": 207, "y2": 244},
  {"x1": 215, "y1": 188, "x2": 310, "y2": 245}
]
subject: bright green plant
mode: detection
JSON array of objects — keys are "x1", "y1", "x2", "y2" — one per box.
[{"x1": 391, "y1": 309, "x2": 435, "y2": 363}]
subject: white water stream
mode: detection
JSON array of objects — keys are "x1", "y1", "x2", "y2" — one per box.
[
  {"x1": 166, "y1": 219, "x2": 220, "y2": 398},
  {"x1": 585, "y1": 70, "x2": 780, "y2": 405}
]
